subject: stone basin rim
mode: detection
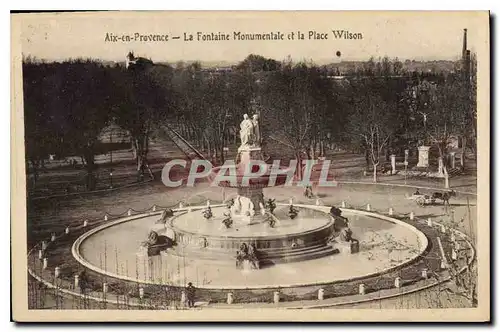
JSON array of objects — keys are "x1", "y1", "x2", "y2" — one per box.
[
  {"x1": 71, "y1": 205, "x2": 429, "y2": 290},
  {"x1": 168, "y1": 205, "x2": 335, "y2": 241}
]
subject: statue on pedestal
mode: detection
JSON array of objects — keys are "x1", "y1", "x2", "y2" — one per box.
[
  {"x1": 252, "y1": 114, "x2": 261, "y2": 148},
  {"x1": 239, "y1": 114, "x2": 255, "y2": 149}
]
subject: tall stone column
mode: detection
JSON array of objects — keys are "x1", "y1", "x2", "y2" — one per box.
[
  {"x1": 449, "y1": 152, "x2": 456, "y2": 169},
  {"x1": 416, "y1": 146, "x2": 430, "y2": 168}
]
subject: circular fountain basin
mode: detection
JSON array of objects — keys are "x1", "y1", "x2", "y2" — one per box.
[
  {"x1": 74, "y1": 206, "x2": 428, "y2": 289},
  {"x1": 165, "y1": 205, "x2": 336, "y2": 264}
]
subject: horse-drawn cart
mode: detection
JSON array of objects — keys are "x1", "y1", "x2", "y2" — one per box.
[{"x1": 407, "y1": 194, "x2": 436, "y2": 206}]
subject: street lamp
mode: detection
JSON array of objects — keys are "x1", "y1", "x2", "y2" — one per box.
[{"x1": 404, "y1": 149, "x2": 409, "y2": 184}]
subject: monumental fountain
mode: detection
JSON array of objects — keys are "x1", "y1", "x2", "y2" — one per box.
[
  {"x1": 158, "y1": 112, "x2": 346, "y2": 269},
  {"x1": 71, "y1": 111, "x2": 429, "y2": 291}
]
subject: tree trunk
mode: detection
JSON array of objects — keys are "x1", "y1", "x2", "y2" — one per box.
[
  {"x1": 295, "y1": 152, "x2": 303, "y2": 181},
  {"x1": 206, "y1": 137, "x2": 211, "y2": 158},
  {"x1": 373, "y1": 163, "x2": 378, "y2": 183},
  {"x1": 30, "y1": 160, "x2": 39, "y2": 187},
  {"x1": 461, "y1": 136, "x2": 467, "y2": 169},
  {"x1": 83, "y1": 148, "x2": 96, "y2": 191},
  {"x1": 131, "y1": 139, "x2": 138, "y2": 159},
  {"x1": 310, "y1": 143, "x2": 316, "y2": 160}
]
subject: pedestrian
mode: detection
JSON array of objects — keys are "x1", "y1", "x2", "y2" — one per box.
[{"x1": 186, "y1": 282, "x2": 196, "y2": 308}]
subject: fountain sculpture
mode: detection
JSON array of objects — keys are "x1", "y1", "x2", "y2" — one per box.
[{"x1": 142, "y1": 110, "x2": 356, "y2": 270}]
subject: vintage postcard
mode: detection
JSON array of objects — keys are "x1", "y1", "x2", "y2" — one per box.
[{"x1": 11, "y1": 11, "x2": 490, "y2": 322}]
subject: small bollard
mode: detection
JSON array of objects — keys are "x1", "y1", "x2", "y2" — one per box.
[
  {"x1": 42, "y1": 258, "x2": 48, "y2": 270},
  {"x1": 289, "y1": 198, "x2": 293, "y2": 205},
  {"x1": 83, "y1": 220, "x2": 88, "y2": 227},
  {"x1": 273, "y1": 291, "x2": 280, "y2": 303},
  {"x1": 38, "y1": 249, "x2": 43, "y2": 260},
  {"x1": 366, "y1": 203, "x2": 371, "y2": 211},
  {"x1": 388, "y1": 207, "x2": 394, "y2": 216},
  {"x1": 421, "y1": 269, "x2": 428, "y2": 279},
  {"x1": 427, "y1": 218, "x2": 433, "y2": 227},
  {"x1": 316, "y1": 199, "x2": 321, "y2": 206},
  {"x1": 318, "y1": 288, "x2": 324, "y2": 300},
  {"x1": 341, "y1": 201, "x2": 346, "y2": 208},
  {"x1": 74, "y1": 275, "x2": 79, "y2": 289},
  {"x1": 54, "y1": 267, "x2": 60, "y2": 278},
  {"x1": 180, "y1": 290, "x2": 186, "y2": 305},
  {"x1": 104, "y1": 214, "x2": 108, "y2": 221},
  {"x1": 441, "y1": 224, "x2": 446, "y2": 234},
  {"x1": 139, "y1": 287, "x2": 144, "y2": 299},
  {"x1": 409, "y1": 212, "x2": 415, "y2": 220},
  {"x1": 452, "y1": 249, "x2": 458, "y2": 261},
  {"x1": 359, "y1": 284, "x2": 365, "y2": 295},
  {"x1": 41, "y1": 241, "x2": 48, "y2": 250},
  {"x1": 227, "y1": 292, "x2": 234, "y2": 304},
  {"x1": 65, "y1": 226, "x2": 70, "y2": 234},
  {"x1": 206, "y1": 200, "x2": 211, "y2": 207},
  {"x1": 102, "y1": 283, "x2": 108, "y2": 294},
  {"x1": 127, "y1": 209, "x2": 132, "y2": 216},
  {"x1": 394, "y1": 277, "x2": 401, "y2": 288},
  {"x1": 152, "y1": 205, "x2": 157, "y2": 212},
  {"x1": 50, "y1": 233, "x2": 56, "y2": 242}
]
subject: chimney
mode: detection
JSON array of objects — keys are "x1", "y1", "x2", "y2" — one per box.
[
  {"x1": 462, "y1": 29, "x2": 468, "y2": 60},
  {"x1": 465, "y1": 50, "x2": 471, "y2": 84}
]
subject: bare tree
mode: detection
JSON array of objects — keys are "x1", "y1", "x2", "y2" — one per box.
[{"x1": 347, "y1": 89, "x2": 396, "y2": 183}]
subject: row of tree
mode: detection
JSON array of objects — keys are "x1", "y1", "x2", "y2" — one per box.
[{"x1": 22, "y1": 53, "x2": 476, "y2": 189}]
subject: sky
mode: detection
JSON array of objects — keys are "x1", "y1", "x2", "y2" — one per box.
[{"x1": 14, "y1": 11, "x2": 489, "y2": 65}]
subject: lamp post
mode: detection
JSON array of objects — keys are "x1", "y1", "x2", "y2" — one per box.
[{"x1": 404, "y1": 149, "x2": 409, "y2": 184}]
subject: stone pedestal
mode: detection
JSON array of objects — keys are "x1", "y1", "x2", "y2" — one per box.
[
  {"x1": 237, "y1": 187, "x2": 264, "y2": 215},
  {"x1": 416, "y1": 146, "x2": 430, "y2": 168},
  {"x1": 236, "y1": 146, "x2": 264, "y2": 164},
  {"x1": 318, "y1": 288, "x2": 324, "y2": 300},
  {"x1": 273, "y1": 291, "x2": 280, "y2": 303},
  {"x1": 337, "y1": 240, "x2": 359, "y2": 254},
  {"x1": 390, "y1": 154, "x2": 396, "y2": 174}
]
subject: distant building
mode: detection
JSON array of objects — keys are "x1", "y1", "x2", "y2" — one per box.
[{"x1": 126, "y1": 51, "x2": 154, "y2": 70}]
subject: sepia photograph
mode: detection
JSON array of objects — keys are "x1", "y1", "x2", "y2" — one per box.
[{"x1": 10, "y1": 11, "x2": 490, "y2": 322}]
